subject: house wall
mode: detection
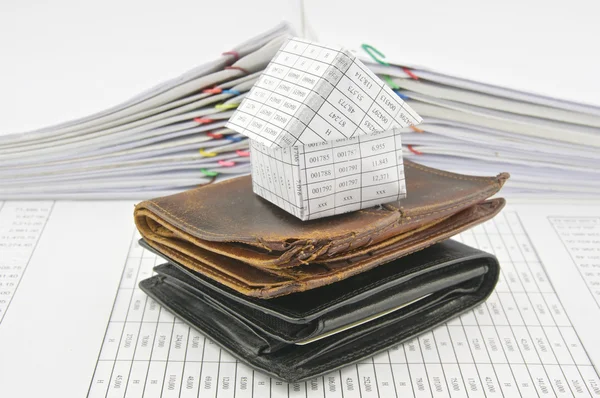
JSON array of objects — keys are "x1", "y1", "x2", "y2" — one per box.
[{"x1": 250, "y1": 129, "x2": 407, "y2": 220}]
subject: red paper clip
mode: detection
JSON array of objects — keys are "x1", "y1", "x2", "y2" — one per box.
[
  {"x1": 222, "y1": 51, "x2": 240, "y2": 62},
  {"x1": 194, "y1": 117, "x2": 215, "y2": 124},
  {"x1": 236, "y1": 149, "x2": 250, "y2": 157},
  {"x1": 225, "y1": 66, "x2": 250, "y2": 75},
  {"x1": 218, "y1": 160, "x2": 236, "y2": 167},
  {"x1": 203, "y1": 87, "x2": 222, "y2": 94},
  {"x1": 403, "y1": 67, "x2": 419, "y2": 80},
  {"x1": 407, "y1": 145, "x2": 423, "y2": 155},
  {"x1": 207, "y1": 132, "x2": 224, "y2": 139}
]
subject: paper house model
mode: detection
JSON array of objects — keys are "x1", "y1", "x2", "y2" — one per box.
[{"x1": 225, "y1": 37, "x2": 423, "y2": 220}]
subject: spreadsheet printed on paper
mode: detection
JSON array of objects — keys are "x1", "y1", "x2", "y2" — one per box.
[
  {"x1": 225, "y1": 37, "x2": 423, "y2": 220},
  {"x1": 0, "y1": 201, "x2": 53, "y2": 323},
  {"x1": 85, "y1": 210, "x2": 600, "y2": 398},
  {"x1": 249, "y1": 130, "x2": 407, "y2": 220},
  {"x1": 548, "y1": 216, "x2": 600, "y2": 309},
  {"x1": 225, "y1": 37, "x2": 422, "y2": 148}
]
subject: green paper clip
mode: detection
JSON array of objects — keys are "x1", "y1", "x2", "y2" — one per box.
[
  {"x1": 361, "y1": 43, "x2": 399, "y2": 90},
  {"x1": 200, "y1": 168, "x2": 219, "y2": 177}
]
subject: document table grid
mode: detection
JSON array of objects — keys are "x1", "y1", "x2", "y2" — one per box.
[
  {"x1": 87, "y1": 211, "x2": 600, "y2": 398},
  {"x1": 0, "y1": 201, "x2": 53, "y2": 324},
  {"x1": 548, "y1": 216, "x2": 600, "y2": 309}
]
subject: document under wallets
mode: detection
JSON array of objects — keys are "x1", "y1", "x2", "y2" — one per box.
[{"x1": 133, "y1": 160, "x2": 508, "y2": 381}]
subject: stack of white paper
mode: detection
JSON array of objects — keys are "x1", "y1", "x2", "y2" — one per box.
[
  {"x1": 360, "y1": 59, "x2": 600, "y2": 198},
  {"x1": 2, "y1": 22, "x2": 598, "y2": 200},
  {"x1": 0, "y1": 23, "x2": 295, "y2": 199}
]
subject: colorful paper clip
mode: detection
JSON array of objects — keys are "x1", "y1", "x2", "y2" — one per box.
[
  {"x1": 395, "y1": 91, "x2": 409, "y2": 100},
  {"x1": 403, "y1": 68, "x2": 419, "y2": 80},
  {"x1": 222, "y1": 89, "x2": 241, "y2": 96},
  {"x1": 227, "y1": 136, "x2": 243, "y2": 142},
  {"x1": 407, "y1": 145, "x2": 423, "y2": 155},
  {"x1": 218, "y1": 160, "x2": 236, "y2": 167},
  {"x1": 215, "y1": 103, "x2": 239, "y2": 110},
  {"x1": 361, "y1": 43, "x2": 418, "y2": 83},
  {"x1": 194, "y1": 117, "x2": 215, "y2": 124},
  {"x1": 202, "y1": 87, "x2": 222, "y2": 94},
  {"x1": 201, "y1": 168, "x2": 219, "y2": 177},
  {"x1": 222, "y1": 51, "x2": 240, "y2": 62},
  {"x1": 410, "y1": 125, "x2": 424, "y2": 133},
  {"x1": 224, "y1": 65, "x2": 250, "y2": 74},
  {"x1": 199, "y1": 148, "x2": 217, "y2": 157},
  {"x1": 207, "y1": 132, "x2": 224, "y2": 139},
  {"x1": 236, "y1": 149, "x2": 250, "y2": 157},
  {"x1": 361, "y1": 44, "x2": 399, "y2": 89}
]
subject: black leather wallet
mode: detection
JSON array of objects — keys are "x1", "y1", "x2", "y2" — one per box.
[{"x1": 139, "y1": 239, "x2": 499, "y2": 382}]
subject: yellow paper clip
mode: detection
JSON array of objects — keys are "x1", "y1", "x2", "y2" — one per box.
[
  {"x1": 215, "y1": 103, "x2": 239, "y2": 110},
  {"x1": 199, "y1": 148, "x2": 217, "y2": 157}
]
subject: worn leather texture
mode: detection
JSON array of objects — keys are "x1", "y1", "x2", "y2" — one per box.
[
  {"x1": 140, "y1": 240, "x2": 500, "y2": 382},
  {"x1": 134, "y1": 160, "x2": 508, "y2": 298}
]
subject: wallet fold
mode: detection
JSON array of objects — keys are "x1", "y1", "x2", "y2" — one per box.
[
  {"x1": 140, "y1": 240, "x2": 500, "y2": 382},
  {"x1": 134, "y1": 160, "x2": 508, "y2": 298}
]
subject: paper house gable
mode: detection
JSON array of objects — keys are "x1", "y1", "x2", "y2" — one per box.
[{"x1": 225, "y1": 37, "x2": 423, "y2": 220}]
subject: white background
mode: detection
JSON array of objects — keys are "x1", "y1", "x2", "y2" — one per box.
[
  {"x1": 305, "y1": 0, "x2": 600, "y2": 107},
  {"x1": 1, "y1": 0, "x2": 599, "y2": 135},
  {"x1": 0, "y1": 0, "x2": 294, "y2": 135}
]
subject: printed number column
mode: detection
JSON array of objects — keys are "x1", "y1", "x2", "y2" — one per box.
[
  {"x1": 303, "y1": 142, "x2": 335, "y2": 219},
  {"x1": 359, "y1": 132, "x2": 400, "y2": 209},
  {"x1": 332, "y1": 137, "x2": 362, "y2": 215}
]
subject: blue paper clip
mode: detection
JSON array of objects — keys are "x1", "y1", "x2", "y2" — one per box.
[{"x1": 395, "y1": 91, "x2": 409, "y2": 100}]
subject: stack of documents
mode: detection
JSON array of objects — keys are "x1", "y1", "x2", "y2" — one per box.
[
  {"x1": 0, "y1": 23, "x2": 294, "y2": 199},
  {"x1": 1, "y1": 21, "x2": 598, "y2": 199},
  {"x1": 362, "y1": 58, "x2": 600, "y2": 198}
]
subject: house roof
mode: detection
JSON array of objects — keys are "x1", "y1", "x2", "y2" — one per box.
[{"x1": 225, "y1": 37, "x2": 422, "y2": 148}]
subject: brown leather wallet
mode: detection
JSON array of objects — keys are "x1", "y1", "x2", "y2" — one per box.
[{"x1": 134, "y1": 160, "x2": 508, "y2": 298}]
